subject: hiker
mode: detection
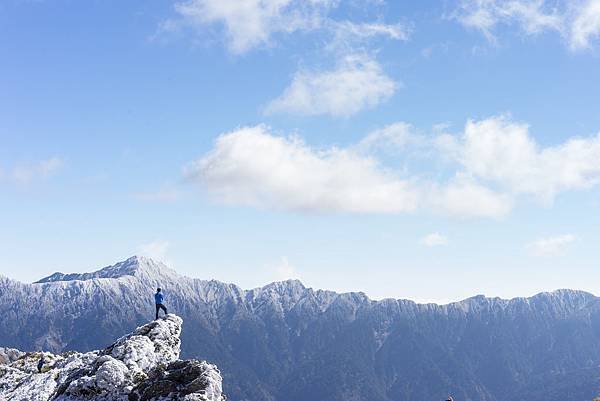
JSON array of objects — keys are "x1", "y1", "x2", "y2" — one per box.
[
  {"x1": 37, "y1": 355, "x2": 45, "y2": 373},
  {"x1": 155, "y1": 287, "x2": 168, "y2": 320}
]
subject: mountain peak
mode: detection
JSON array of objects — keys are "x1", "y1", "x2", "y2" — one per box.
[{"x1": 34, "y1": 255, "x2": 179, "y2": 283}]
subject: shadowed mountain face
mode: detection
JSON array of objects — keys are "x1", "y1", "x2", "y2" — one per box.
[{"x1": 2, "y1": 256, "x2": 600, "y2": 401}]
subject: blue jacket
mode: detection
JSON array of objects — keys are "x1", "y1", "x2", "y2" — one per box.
[{"x1": 155, "y1": 292, "x2": 164, "y2": 304}]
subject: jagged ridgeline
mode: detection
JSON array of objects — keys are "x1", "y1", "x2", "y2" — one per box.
[
  {"x1": 3, "y1": 256, "x2": 600, "y2": 401},
  {"x1": 0, "y1": 315, "x2": 225, "y2": 401}
]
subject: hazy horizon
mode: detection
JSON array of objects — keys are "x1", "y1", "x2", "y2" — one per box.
[{"x1": 0, "y1": 254, "x2": 595, "y2": 306}]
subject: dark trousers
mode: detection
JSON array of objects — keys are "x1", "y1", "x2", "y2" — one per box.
[{"x1": 156, "y1": 303, "x2": 167, "y2": 319}]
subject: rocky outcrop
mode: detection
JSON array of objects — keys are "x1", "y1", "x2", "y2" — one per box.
[
  {"x1": 0, "y1": 315, "x2": 225, "y2": 401},
  {"x1": 0, "y1": 348, "x2": 24, "y2": 365}
]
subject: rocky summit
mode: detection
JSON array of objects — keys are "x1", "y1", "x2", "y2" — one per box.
[{"x1": 0, "y1": 315, "x2": 225, "y2": 401}]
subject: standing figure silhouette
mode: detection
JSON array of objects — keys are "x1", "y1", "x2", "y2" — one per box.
[{"x1": 155, "y1": 287, "x2": 167, "y2": 320}]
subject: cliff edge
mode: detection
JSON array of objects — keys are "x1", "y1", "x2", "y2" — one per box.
[{"x1": 0, "y1": 315, "x2": 225, "y2": 401}]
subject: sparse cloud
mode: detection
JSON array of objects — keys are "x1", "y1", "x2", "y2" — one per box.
[
  {"x1": 571, "y1": 0, "x2": 600, "y2": 50},
  {"x1": 162, "y1": 2, "x2": 408, "y2": 118},
  {"x1": 1, "y1": 157, "x2": 64, "y2": 185},
  {"x1": 137, "y1": 240, "x2": 171, "y2": 263},
  {"x1": 265, "y1": 54, "x2": 397, "y2": 117},
  {"x1": 527, "y1": 234, "x2": 576, "y2": 256},
  {"x1": 163, "y1": 0, "x2": 338, "y2": 54},
  {"x1": 327, "y1": 20, "x2": 411, "y2": 52},
  {"x1": 162, "y1": 0, "x2": 411, "y2": 54},
  {"x1": 452, "y1": 0, "x2": 600, "y2": 51},
  {"x1": 184, "y1": 116, "x2": 600, "y2": 218},
  {"x1": 453, "y1": 0, "x2": 562, "y2": 43},
  {"x1": 421, "y1": 232, "x2": 448, "y2": 247},
  {"x1": 331, "y1": 20, "x2": 411, "y2": 40},
  {"x1": 356, "y1": 122, "x2": 422, "y2": 152}
]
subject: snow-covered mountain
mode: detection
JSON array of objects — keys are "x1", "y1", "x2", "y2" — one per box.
[
  {"x1": 0, "y1": 314, "x2": 225, "y2": 401},
  {"x1": 2, "y1": 256, "x2": 600, "y2": 401},
  {"x1": 34, "y1": 256, "x2": 180, "y2": 284}
]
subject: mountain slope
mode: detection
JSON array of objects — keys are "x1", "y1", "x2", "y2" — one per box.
[{"x1": 1, "y1": 256, "x2": 600, "y2": 401}]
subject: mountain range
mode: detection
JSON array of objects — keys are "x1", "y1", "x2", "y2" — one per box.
[{"x1": 1, "y1": 256, "x2": 600, "y2": 401}]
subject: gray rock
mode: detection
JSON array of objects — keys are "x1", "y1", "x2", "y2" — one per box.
[{"x1": 0, "y1": 314, "x2": 225, "y2": 401}]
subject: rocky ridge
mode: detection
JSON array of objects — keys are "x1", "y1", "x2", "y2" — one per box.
[{"x1": 0, "y1": 315, "x2": 225, "y2": 401}]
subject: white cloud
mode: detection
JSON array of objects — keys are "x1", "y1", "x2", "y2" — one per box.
[
  {"x1": 571, "y1": 0, "x2": 600, "y2": 50},
  {"x1": 428, "y1": 175, "x2": 513, "y2": 218},
  {"x1": 454, "y1": 0, "x2": 563, "y2": 42},
  {"x1": 184, "y1": 124, "x2": 420, "y2": 213},
  {"x1": 167, "y1": 0, "x2": 337, "y2": 54},
  {"x1": 334, "y1": 21, "x2": 410, "y2": 40},
  {"x1": 185, "y1": 116, "x2": 600, "y2": 218},
  {"x1": 359, "y1": 118, "x2": 597, "y2": 218},
  {"x1": 265, "y1": 54, "x2": 397, "y2": 117},
  {"x1": 184, "y1": 124, "x2": 511, "y2": 217},
  {"x1": 440, "y1": 116, "x2": 600, "y2": 201},
  {"x1": 2, "y1": 157, "x2": 64, "y2": 185},
  {"x1": 165, "y1": 0, "x2": 412, "y2": 54},
  {"x1": 454, "y1": 0, "x2": 600, "y2": 50},
  {"x1": 327, "y1": 20, "x2": 411, "y2": 51},
  {"x1": 137, "y1": 240, "x2": 171, "y2": 263},
  {"x1": 420, "y1": 232, "x2": 448, "y2": 247},
  {"x1": 356, "y1": 122, "x2": 421, "y2": 152},
  {"x1": 164, "y1": 2, "x2": 407, "y2": 117},
  {"x1": 527, "y1": 234, "x2": 576, "y2": 256}
]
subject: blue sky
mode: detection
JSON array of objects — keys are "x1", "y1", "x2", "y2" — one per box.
[{"x1": 1, "y1": 0, "x2": 600, "y2": 303}]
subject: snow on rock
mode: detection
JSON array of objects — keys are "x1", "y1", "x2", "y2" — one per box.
[
  {"x1": 0, "y1": 348, "x2": 23, "y2": 365},
  {"x1": 0, "y1": 315, "x2": 225, "y2": 401}
]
